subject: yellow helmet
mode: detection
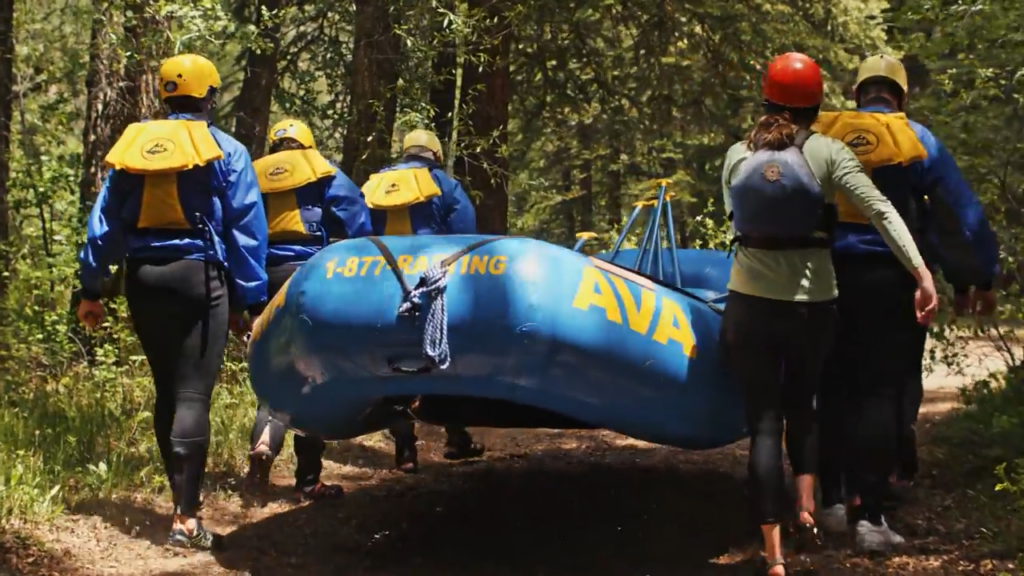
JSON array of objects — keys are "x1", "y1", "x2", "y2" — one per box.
[
  {"x1": 402, "y1": 129, "x2": 443, "y2": 161},
  {"x1": 268, "y1": 119, "x2": 316, "y2": 149},
  {"x1": 158, "y1": 54, "x2": 221, "y2": 100},
  {"x1": 854, "y1": 54, "x2": 908, "y2": 94}
]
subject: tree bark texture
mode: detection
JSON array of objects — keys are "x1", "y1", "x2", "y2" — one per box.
[
  {"x1": 429, "y1": 1, "x2": 457, "y2": 144},
  {"x1": 455, "y1": 0, "x2": 511, "y2": 235},
  {"x1": 0, "y1": 0, "x2": 13, "y2": 299},
  {"x1": 341, "y1": 0, "x2": 400, "y2": 185},
  {"x1": 233, "y1": 0, "x2": 287, "y2": 159},
  {"x1": 79, "y1": 1, "x2": 165, "y2": 214}
]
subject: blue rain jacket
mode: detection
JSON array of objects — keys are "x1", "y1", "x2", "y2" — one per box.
[
  {"x1": 834, "y1": 105, "x2": 1000, "y2": 290},
  {"x1": 368, "y1": 156, "x2": 477, "y2": 235},
  {"x1": 267, "y1": 167, "x2": 373, "y2": 267},
  {"x1": 78, "y1": 113, "x2": 269, "y2": 310}
]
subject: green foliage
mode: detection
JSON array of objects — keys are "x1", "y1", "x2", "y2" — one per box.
[
  {"x1": 0, "y1": 136, "x2": 255, "y2": 523},
  {"x1": 891, "y1": 0, "x2": 1024, "y2": 544},
  {"x1": 2, "y1": 0, "x2": 1023, "y2": 542}
]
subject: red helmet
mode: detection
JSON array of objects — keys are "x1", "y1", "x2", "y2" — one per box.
[{"x1": 761, "y1": 52, "x2": 823, "y2": 108}]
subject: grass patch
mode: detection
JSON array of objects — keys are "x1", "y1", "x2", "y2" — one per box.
[
  {"x1": 0, "y1": 296, "x2": 258, "y2": 525},
  {"x1": 923, "y1": 367, "x2": 1024, "y2": 563}
]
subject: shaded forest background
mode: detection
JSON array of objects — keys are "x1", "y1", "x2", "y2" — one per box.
[{"x1": 0, "y1": 0, "x2": 1022, "y2": 555}]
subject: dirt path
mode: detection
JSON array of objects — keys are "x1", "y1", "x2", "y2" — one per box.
[{"x1": 8, "y1": 339, "x2": 1020, "y2": 576}]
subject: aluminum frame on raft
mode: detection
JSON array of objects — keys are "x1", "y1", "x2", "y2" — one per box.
[{"x1": 574, "y1": 179, "x2": 682, "y2": 288}]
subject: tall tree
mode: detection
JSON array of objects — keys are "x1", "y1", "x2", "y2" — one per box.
[
  {"x1": 429, "y1": 0, "x2": 458, "y2": 146},
  {"x1": 455, "y1": 0, "x2": 511, "y2": 235},
  {"x1": 78, "y1": 1, "x2": 164, "y2": 216},
  {"x1": 233, "y1": 0, "x2": 288, "y2": 158},
  {"x1": 0, "y1": 0, "x2": 13, "y2": 300},
  {"x1": 341, "y1": 0, "x2": 400, "y2": 185}
]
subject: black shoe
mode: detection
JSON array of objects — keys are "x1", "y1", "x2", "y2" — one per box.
[
  {"x1": 294, "y1": 481, "x2": 344, "y2": 503},
  {"x1": 443, "y1": 441, "x2": 485, "y2": 461},
  {"x1": 167, "y1": 518, "x2": 221, "y2": 551},
  {"x1": 395, "y1": 443, "x2": 418, "y2": 474},
  {"x1": 790, "y1": 508, "x2": 824, "y2": 553},
  {"x1": 792, "y1": 520, "x2": 824, "y2": 553}
]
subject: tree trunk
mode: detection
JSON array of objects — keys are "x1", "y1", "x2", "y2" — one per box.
[
  {"x1": 559, "y1": 167, "x2": 576, "y2": 244},
  {"x1": 341, "y1": 0, "x2": 400, "y2": 185},
  {"x1": 0, "y1": 0, "x2": 12, "y2": 300},
  {"x1": 78, "y1": 5, "x2": 123, "y2": 218},
  {"x1": 455, "y1": 0, "x2": 511, "y2": 235},
  {"x1": 122, "y1": 0, "x2": 164, "y2": 120},
  {"x1": 233, "y1": 0, "x2": 287, "y2": 159},
  {"x1": 576, "y1": 122, "x2": 594, "y2": 233},
  {"x1": 429, "y1": 3, "x2": 458, "y2": 145},
  {"x1": 79, "y1": 1, "x2": 164, "y2": 217}
]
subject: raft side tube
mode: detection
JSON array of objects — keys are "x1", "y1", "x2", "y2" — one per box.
[{"x1": 248, "y1": 235, "x2": 747, "y2": 449}]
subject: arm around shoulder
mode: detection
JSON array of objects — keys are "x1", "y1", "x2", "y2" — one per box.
[{"x1": 828, "y1": 141, "x2": 926, "y2": 273}]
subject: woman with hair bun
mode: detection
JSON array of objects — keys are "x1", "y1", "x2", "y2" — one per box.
[{"x1": 720, "y1": 52, "x2": 937, "y2": 574}]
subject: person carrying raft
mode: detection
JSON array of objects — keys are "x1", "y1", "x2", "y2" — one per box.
[
  {"x1": 720, "y1": 52, "x2": 937, "y2": 574},
  {"x1": 813, "y1": 54, "x2": 1000, "y2": 551},
  {"x1": 76, "y1": 53, "x2": 268, "y2": 551},
  {"x1": 243, "y1": 118, "x2": 373, "y2": 501},
  {"x1": 361, "y1": 128, "x2": 484, "y2": 473}
]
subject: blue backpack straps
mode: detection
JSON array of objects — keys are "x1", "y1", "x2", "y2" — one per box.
[{"x1": 727, "y1": 130, "x2": 836, "y2": 250}]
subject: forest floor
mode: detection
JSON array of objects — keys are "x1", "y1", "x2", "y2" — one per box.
[{"x1": 2, "y1": 339, "x2": 1021, "y2": 576}]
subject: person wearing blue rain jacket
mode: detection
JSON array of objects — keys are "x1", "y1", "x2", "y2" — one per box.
[
  {"x1": 75, "y1": 53, "x2": 268, "y2": 552},
  {"x1": 244, "y1": 118, "x2": 371, "y2": 503},
  {"x1": 365, "y1": 129, "x2": 476, "y2": 236},
  {"x1": 361, "y1": 129, "x2": 483, "y2": 473},
  {"x1": 812, "y1": 54, "x2": 999, "y2": 551}
]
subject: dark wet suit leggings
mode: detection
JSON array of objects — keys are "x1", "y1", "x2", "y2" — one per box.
[
  {"x1": 125, "y1": 258, "x2": 228, "y2": 518},
  {"x1": 818, "y1": 254, "x2": 927, "y2": 523},
  {"x1": 722, "y1": 290, "x2": 837, "y2": 525},
  {"x1": 248, "y1": 263, "x2": 327, "y2": 488}
]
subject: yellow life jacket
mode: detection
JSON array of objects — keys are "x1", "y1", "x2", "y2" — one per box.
[
  {"x1": 253, "y1": 149, "x2": 336, "y2": 243},
  {"x1": 103, "y1": 119, "x2": 224, "y2": 229},
  {"x1": 812, "y1": 111, "x2": 928, "y2": 225},
  {"x1": 361, "y1": 166, "x2": 442, "y2": 235}
]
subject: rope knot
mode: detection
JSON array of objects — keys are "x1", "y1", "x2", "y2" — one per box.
[{"x1": 397, "y1": 265, "x2": 451, "y2": 369}]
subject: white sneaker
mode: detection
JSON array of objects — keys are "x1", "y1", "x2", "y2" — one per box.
[
  {"x1": 818, "y1": 504, "x2": 848, "y2": 534},
  {"x1": 855, "y1": 517, "x2": 906, "y2": 552}
]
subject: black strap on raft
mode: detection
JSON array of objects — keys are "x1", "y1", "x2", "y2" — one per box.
[
  {"x1": 365, "y1": 236, "x2": 511, "y2": 374},
  {"x1": 365, "y1": 236, "x2": 508, "y2": 305}
]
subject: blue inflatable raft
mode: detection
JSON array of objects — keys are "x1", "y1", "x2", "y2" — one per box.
[{"x1": 247, "y1": 182, "x2": 746, "y2": 450}]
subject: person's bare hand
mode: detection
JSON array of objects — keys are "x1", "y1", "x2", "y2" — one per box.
[
  {"x1": 913, "y1": 269, "x2": 938, "y2": 326},
  {"x1": 77, "y1": 299, "x2": 106, "y2": 329}
]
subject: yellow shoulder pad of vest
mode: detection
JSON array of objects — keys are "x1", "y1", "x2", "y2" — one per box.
[
  {"x1": 254, "y1": 149, "x2": 336, "y2": 194},
  {"x1": 818, "y1": 111, "x2": 929, "y2": 227},
  {"x1": 361, "y1": 167, "x2": 442, "y2": 210},
  {"x1": 812, "y1": 111, "x2": 927, "y2": 170},
  {"x1": 104, "y1": 120, "x2": 224, "y2": 175}
]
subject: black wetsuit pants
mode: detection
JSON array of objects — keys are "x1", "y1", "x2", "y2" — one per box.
[
  {"x1": 248, "y1": 263, "x2": 327, "y2": 488},
  {"x1": 818, "y1": 254, "x2": 928, "y2": 523},
  {"x1": 388, "y1": 419, "x2": 474, "y2": 448},
  {"x1": 125, "y1": 258, "x2": 228, "y2": 518},
  {"x1": 722, "y1": 291, "x2": 837, "y2": 525}
]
